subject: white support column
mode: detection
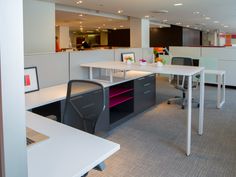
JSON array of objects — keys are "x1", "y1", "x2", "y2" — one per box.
[
  {"x1": 56, "y1": 26, "x2": 71, "y2": 49},
  {"x1": 0, "y1": 0, "x2": 28, "y2": 177},
  {"x1": 186, "y1": 75, "x2": 192, "y2": 156},
  {"x1": 130, "y1": 17, "x2": 150, "y2": 48}
]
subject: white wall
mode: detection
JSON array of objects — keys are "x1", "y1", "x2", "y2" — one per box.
[
  {"x1": 0, "y1": 0, "x2": 28, "y2": 176},
  {"x1": 23, "y1": 0, "x2": 55, "y2": 54}
]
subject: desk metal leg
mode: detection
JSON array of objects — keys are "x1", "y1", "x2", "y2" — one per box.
[
  {"x1": 89, "y1": 67, "x2": 93, "y2": 80},
  {"x1": 187, "y1": 75, "x2": 192, "y2": 156},
  {"x1": 217, "y1": 74, "x2": 225, "y2": 109},
  {"x1": 199, "y1": 70, "x2": 205, "y2": 135},
  {"x1": 109, "y1": 69, "x2": 113, "y2": 83},
  {"x1": 217, "y1": 74, "x2": 222, "y2": 108}
]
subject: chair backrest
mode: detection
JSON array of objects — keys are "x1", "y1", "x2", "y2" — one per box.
[
  {"x1": 170, "y1": 57, "x2": 193, "y2": 88},
  {"x1": 171, "y1": 57, "x2": 193, "y2": 66},
  {"x1": 62, "y1": 80, "x2": 105, "y2": 134}
]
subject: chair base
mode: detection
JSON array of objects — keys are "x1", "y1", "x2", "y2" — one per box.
[{"x1": 167, "y1": 96, "x2": 199, "y2": 109}]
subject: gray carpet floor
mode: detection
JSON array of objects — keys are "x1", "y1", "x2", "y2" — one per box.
[{"x1": 89, "y1": 77, "x2": 236, "y2": 177}]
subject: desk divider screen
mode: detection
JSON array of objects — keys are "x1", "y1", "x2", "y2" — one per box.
[
  {"x1": 24, "y1": 52, "x2": 69, "y2": 89},
  {"x1": 114, "y1": 48, "x2": 142, "y2": 62},
  {"x1": 69, "y1": 50, "x2": 115, "y2": 80}
]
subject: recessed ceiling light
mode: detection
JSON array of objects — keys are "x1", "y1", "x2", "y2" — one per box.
[
  {"x1": 174, "y1": 3, "x2": 183, "y2": 6},
  {"x1": 76, "y1": 1, "x2": 83, "y2": 4},
  {"x1": 113, "y1": 28, "x2": 117, "y2": 30},
  {"x1": 176, "y1": 22, "x2": 182, "y2": 25},
  {"x1": 214, "y1": 21, "x2": 219, "y2": 23},
  {"x1": 205, "y1": 17, "x2": 211, "y2": 20},
  {"x1": 224, "y1": 25, "x2": 229, "y2": 28},
  {"x1": 98, "y1": 27, "x2": 101, "y2": 29},
  {"x1": 79, "y1": 14, "x2": 83, "y2": 17},
  {"x1": 103, "y1": 24, "x2": 106, "y2": 26},
  {"x1": 79, "y1": 21, "x2": 82, "y2": 24},
  {"x1": 120, "y1": 25, "x2": 124, "y2": 28},
  {"x1": 163, "y1": 19, "x2": 168, "y2": 22},
  {"x1": 193, "y1": 11, "x2": 200, "y2": 14},
  {"x1": 117, "y1": 10, "x2": 123, "y2": 14},
  {"x1": 145, "y1": 15, "x2": 150, "y2": 18},
  {"x1": 186, "y1": 25, "x2": 190, "y2": 28},
  {"x1": 159, "y1": 26, "x2": 163, "y2": 28}
]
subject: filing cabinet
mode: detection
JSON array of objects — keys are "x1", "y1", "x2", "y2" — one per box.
[{"x1": 134, "y1": 74, "x2": 156, "y2": 113}]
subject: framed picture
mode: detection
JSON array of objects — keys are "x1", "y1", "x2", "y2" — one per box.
[
  {"x1": 121, "y1": 52, "x2": 135, "y2": 63},
  {"x1": 24, "y1": 67, "x2": 39, "y2": 93}
]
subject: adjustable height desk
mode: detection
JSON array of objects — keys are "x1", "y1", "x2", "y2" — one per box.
[{"x1": 81, "y1": 61, "x2": 205, "y2": 156}]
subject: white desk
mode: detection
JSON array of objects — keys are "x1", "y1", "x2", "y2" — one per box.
[
  {"x1": 25, "y1": 71, "x2": 152, "y2": 110},
  {"x1": 27, "y1": 112, "x2": 120, "y2": 177},
  {"x1": 205, "y1": 69, "x2": 225, "y2": 109},
  {"x1": 81, "y1": 61, "x2": 205, "y2": 156}
]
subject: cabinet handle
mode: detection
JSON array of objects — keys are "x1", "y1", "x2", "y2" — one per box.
[
  {"x1": 144, "y1": 90, "x2": 151, "y2": 95},
  {"x1": 144, "y1": 83, "x2": 151, "y2": 87},
  {"x1": 138, "y1": 77, "x2": 145, "y2": 81}
]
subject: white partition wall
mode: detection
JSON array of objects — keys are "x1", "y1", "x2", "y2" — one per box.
[
  {"x1": 170, "y1": 46, "x2": 236, "y2": 86},
  {"x1": 70, "y1": 50, "x2": 114, "y2": 80},
  {"x1": 114, "y1": 48, "x2": 143, "y2": 62},
  {"x1": 202, "y1": 47, "x2": 236, "y2": 85},
  {"x1": 169, "y1": 46, "x2": 201, "y2": 59},
  {"x1": 24, "y1": 52, "x2": 69, "y2": 88}
]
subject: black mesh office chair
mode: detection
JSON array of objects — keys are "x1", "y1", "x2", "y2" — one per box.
[
  {"x1": 62, "y1": 80, "x2": 105, "y2": 177},
  {"x1": 62, "y1": 80, "x2": 105, "y2": 134},
  {"x1": 167, "y1": 57, "x2": 199, "y2": 109}
]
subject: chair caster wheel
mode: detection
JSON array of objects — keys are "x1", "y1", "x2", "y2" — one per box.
[
  {"x1": 181, "y1": 105, "x2": 185, "y2": 109},
  {"x1": 167, "y1": 101, "x2": 170, "y2": 104}
]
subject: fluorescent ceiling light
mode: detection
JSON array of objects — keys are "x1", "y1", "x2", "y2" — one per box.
[
  {"x1": 214, "y1": 21, "x2": 219, "y2": 23},
  {"x1": 76, "y1": 1, "x2": 83, "y2": 4},
  {"x1": 118, "y1": 10, "x2": 123, "y2": 14},
  {"x1": 174, "y1": 3, "x2": 183, "y2": 6},
  {"x1": 205, "y1": 17, "x2": 211, "y2": 20},
  {"x1": 150, "y1": 21, "x2": 170, "y2": 27},
  {"x1": 193, "y1": 11, "x2": 200, "y2": 14}
]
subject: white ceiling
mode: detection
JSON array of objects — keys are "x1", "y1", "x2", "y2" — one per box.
[
  {"x1": 56, "y1": 11, "x2": 130, "y2": 32},
  {"x1": 53, "y1": 0, "x2": 236, "y2": 33}
]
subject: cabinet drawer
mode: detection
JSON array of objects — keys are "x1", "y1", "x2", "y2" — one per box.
[
  {"x1": 134, "y1": 88, "x2": 156, "y2": 113},
  {"x1": 135, "y1": 75, "x2": 155, "y2": 93}
]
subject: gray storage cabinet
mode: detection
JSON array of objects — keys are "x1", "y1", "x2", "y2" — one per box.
[{"x1": 134, "y1": 74, "x2": 156, "y2": 113}]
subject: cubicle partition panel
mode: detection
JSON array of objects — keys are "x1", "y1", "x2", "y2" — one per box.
[
  {"x1": 69, "y1": 50, "x2": 115, "y2": 80},
  {"x1": 201, "y1": 47, "x2": 236, "y2": 85},
  {"x1": 169, "y1": 46, "x2": 201, "y2": 59},
  {"x1": 24, "y1": 52, "x2": 69, "y2": 88},
  {"x1": 114, "y1": 48, "x2": 143, "y2": 62},
  {"x1": 142, "y1": 48, "x2": 154, "y2": 63}
]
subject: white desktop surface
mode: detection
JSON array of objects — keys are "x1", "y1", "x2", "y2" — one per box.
[
  {"x1": 80, "y1": 61, "x2": 204, "y2": 76},
  {"x1": 27, "y1": 111, "x2": 120, "y2": 177},
  {"x1": 25, "y1": 71, "x2": 152, "y2": 110}
]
